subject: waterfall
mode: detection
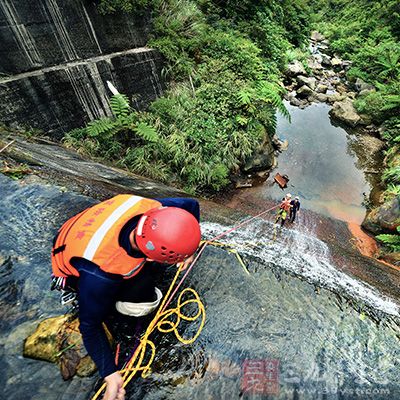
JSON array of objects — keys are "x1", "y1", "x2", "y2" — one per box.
[
  {"x1": 201, "y1": 219, "x2": 400, "y2": 316},
  {"x1": 64, "y1": 64, "x2": 111, "y2": 121},
  {"x1": 43, "y1": 0, "x2": 78, "y2": 61},
  {"x1": 0, "y1": 0, "x2": 42, "y2": 67},
  {"x1": 80, "y1": 2, "x2": 102, "y2": 54}
]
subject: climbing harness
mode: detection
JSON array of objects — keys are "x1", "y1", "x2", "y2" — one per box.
[
  {"x1": 60, "y1": 291, "x2": 77, "y2": 306},
  {"x1": 91, "y1": 203, "x2": 280, "y2": 400}
]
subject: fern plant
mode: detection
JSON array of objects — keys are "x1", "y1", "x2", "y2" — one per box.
[
  {"x1": 376, "y1": 227, "x2": 400, "y2": 252},
  {"x1": 87, "y1": 118, "x2": 116, "y2": 138},
  {"x1": 110, "y1": 93, "x2": 131, "y2": 118},
  {"x1": 375, "y1": 50, "x2": 400, "y2": 80},
  {"x1": 134, "y1": 122, "x2": 159, "y2": 143},
  {"x1": 382, "y1": 166, "x2": 400, "y2": 185},
  {"x1": 237, "y1": 81, "x2": 290, "y2": 123}
]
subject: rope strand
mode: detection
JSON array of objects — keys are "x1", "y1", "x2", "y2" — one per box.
[{"x1": 92, "y1": 204, "x2": 278, "y2": 399}]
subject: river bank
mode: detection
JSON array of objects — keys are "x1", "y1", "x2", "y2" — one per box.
[{"x1": 224, "y1": 32, "x2": 398, "y2": 269}]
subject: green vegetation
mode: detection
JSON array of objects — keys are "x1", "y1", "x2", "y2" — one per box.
[
  {"x1": 309, "y1": 0, "x2": 400, "y2": 250},
  {"x1": 65, "y1": 0, "x2": 310, "y2": 192},
  {"x1": 0, "y1": 161, "x2": 31, "y2": 180},
  {"x1": 309, "y1": 0, "x2": 400, "y2": 120},
  {"x1": 377, "y1": 227, "x2": 400, "y2": 252}
]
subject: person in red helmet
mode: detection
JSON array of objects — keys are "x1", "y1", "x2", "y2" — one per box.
[{"x1": 51, "y1": 195, "x2": 201, "y2": 400}]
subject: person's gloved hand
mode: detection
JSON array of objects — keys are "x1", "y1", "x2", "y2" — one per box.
[
  {"x1": 103, "y1": 371, "x2": 125, "y2": 400},
  {"x1": 177, "y1": 255, "x2": 195, "y2": 271}
]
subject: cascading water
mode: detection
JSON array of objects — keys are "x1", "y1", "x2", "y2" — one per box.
[
  {"x1": 0, "y1": 168, "x2": 399, "y2": 399},
  {"x1": 0, "y1": 0, "x2": 42, "y2": 67},
  {"x1": 201, "y1": 218, "x2": 399, "y2": 316}
]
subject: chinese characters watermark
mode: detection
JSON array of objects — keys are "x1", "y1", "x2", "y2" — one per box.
[{"x1": 241, "y1": 359, "x2": 279, "y2": 395}]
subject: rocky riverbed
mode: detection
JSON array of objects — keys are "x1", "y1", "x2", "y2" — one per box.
[
  {"x1": 279, "y1": 31, "x2": 399, "y2": 264},
  {"x1": 1, "y1": 135, "x2": 400, "y2": 399}
]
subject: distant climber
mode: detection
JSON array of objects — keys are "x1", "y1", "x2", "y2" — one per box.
[
  {"x1": 276, "y1": 193, "x2": 292, "y2": 227},
  {"x1": 290, "y1": 196, "x2": 301, "y2": 223}
]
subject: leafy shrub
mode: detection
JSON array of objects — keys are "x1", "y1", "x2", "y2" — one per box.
[
  {"x1": 382, "y1": 117, "x2": 400, "y2": 146},
  {"x1": 67, "y1": 0, "x2": 310, "y2": 192},
  {"x1": 354, "y1": 83, "x2": 400, "y2": 123},
  {"x1": 376, "y1": 227, "x2": 400, "y2": 252}
]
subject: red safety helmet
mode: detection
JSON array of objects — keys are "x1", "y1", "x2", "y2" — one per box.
[{"x1": 135, "y1": 207, "x2": 201, "y2": 263}]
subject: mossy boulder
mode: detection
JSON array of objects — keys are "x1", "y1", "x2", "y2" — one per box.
[
  {"x1": 23, "y1": 315, "x2": 69, "y2": 363},
  {"x1": 362, "y1": 197, "x2": 400, "y2": 235},
  {"x1": 329, "y1": 98, "x2": 361, "y2": 127},
  {"x1": 24, "y1": 314, "x2": 97, "y2": 379}
]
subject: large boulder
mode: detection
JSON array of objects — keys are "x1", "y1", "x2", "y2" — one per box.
[
  {"x1": 355, "y1": 78, "x2": 375, "y2": 93},
  {"x1": 331, "y1": 57, "x2": 343, "y2": 68},
  {"x1": 286, "y1": 60, "x2": 306, "y2": 77},
  {"x1": 316, "y1": 93, "x2": 328, "y2": 102},
  {"x1": 359, "y1": 88, "x2": 376, "y2": 97},
  {"x1": 289, "y1": 96, "x2": 302, "y2": 107},
  {"x1": 316, "y1": 84, "x2": 328, "y2": 93},
  {"x1": 24, "y1": 314, "x2": 98, "y2": 379},
  {"x1": 326, "y1": 93, "x2": 345, "y2": 104},
  {"x1": 362, "y1": 197, "x2": 400, "y2": 235},
  {"x1": 296, "y1": 85, "x2": 315, "y2": 98},
  {"x1": 321, "y1": 54, "x2": 332, "y2": 67},
  {"x1": 296, "y1": 75, "x2": 317, "y2": 90},
  {"x1": 24, "y1": 315, "x2": 70, "y2": 363},
  {"x1": 311, "y1": 31, "x2": 325, "y2": 42},
  {"x1": 243, "y1": 135, "x2": 275, "y2": 173},
  {"x1": 329, "y1": 98, "x2": 361, "y2": 127},
  {"x1": 308, "y1": 59, "x2": 323, "y2": 72}
]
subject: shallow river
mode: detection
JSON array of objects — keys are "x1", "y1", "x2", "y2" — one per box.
[
  {"x1": 232, "y1": 102, "x2": 383, "y2": 224},
  {"x1": 1, "y1": 168, "x2": 400, "y2": 399}
]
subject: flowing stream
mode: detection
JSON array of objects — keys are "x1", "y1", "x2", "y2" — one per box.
[
  {"x1": 0, "y1": 149, "x2": 399, "y2": 399},
  {"x1": 228, "y1": 101, "x2": 383, "y2": 224}
]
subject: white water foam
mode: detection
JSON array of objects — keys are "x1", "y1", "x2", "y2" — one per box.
[{"x1": 201, "y1": 220, "x2": 399, "y2": 317}]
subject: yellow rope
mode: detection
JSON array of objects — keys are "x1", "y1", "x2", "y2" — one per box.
[
  {"x1": 91, "y1": 264, "x2": 206, "y2": 400},
  {"x1": 92, "y1": 226, "x2": 278, "y2": 399}
]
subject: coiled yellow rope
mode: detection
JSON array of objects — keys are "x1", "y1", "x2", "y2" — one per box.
[
  {"x1": 92, "y1": 204, "x2": 279, "y2": 399},
  {"x1": 92, "y1": 264, "x2": 206, "y2": 400}
]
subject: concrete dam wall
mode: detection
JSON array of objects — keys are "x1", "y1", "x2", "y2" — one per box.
[{"x1": 0, "y1": 0, "x2": 163, "y2": 138}]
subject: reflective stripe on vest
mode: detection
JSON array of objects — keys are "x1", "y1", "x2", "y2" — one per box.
[
  {"x1": 83, "y1": 196, "x2": 142, "y2": 261},
  {"x1": 51, "y1": 195, "x2": 161, "y2": 278}
]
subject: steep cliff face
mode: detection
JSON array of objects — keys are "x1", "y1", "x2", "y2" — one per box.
[{"x1": 0, "y1": 0, "x2": 163, "y2": 138}]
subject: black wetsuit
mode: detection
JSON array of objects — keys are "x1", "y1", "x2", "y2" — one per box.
[{"x1": 289, "y1": 199, "x2": 300, "y2": 222}]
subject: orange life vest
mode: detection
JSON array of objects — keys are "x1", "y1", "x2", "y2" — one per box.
[
  {"x1": 51, "y1": 195, "x2": 161, "y2": 279},
  {"x1": 280, "y1": 199, "x2": 291, "y2": 212}
]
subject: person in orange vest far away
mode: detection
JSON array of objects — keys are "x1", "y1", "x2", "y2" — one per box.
[
  {"x1": 276, "y1": 193, "x2": 292, "y2": 227},
  {"x1": 51, "y1": 195, "x2": 201, "y2": 400}
]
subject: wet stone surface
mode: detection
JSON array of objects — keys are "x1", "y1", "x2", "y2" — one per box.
[{"x1": 1, "y1": 172, "x2": 400, "y2": 399}]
